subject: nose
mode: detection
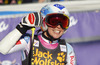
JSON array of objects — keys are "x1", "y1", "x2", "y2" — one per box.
[{"x1": 56, "y1": 25, "x2": 62, "y2": 29}]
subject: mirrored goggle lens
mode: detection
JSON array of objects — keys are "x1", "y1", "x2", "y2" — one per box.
[{"x1": 45, "y1": 13, "x2": 69, "y2": 29}]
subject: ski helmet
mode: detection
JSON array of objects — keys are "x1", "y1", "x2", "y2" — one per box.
[{"x1": 40, "y1": 4, "x2": 70, "y2": 32}]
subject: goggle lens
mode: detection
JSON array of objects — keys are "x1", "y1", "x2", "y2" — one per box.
[{"x1": 45, "y1": 13, "x2": 69, "y2": 29}]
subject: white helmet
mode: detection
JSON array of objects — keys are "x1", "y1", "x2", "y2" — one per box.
[{"x1": 40, "y1": 4, "x2": 70, "y2": 31}]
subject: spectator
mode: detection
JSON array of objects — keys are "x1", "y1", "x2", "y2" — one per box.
[
  {"x1": 17, "y1": 0, "x2": 23, "y2": 4},
  {"x1": 0, "y1": 0, "x2": 3, "y2": 4},
  {"x1": 38, "y1": 0, "x2": 45, "y2": 3},
  {"x1": 10, "y1": 0, "x2": 16, "y2": 4},
  {"x1": 1, "y1": 0, "x2": 18, "y2": 5}
]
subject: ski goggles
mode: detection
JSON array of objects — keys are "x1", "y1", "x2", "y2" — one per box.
[{"x1": 45, "y1": 13, "x2": 70, "y2": 29}]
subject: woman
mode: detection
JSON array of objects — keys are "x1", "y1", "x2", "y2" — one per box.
[{"x1": 0, "y1": 4, "x2": 76, "y2": 65}]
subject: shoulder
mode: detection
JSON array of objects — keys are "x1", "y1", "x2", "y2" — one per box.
[
  {"x1": 66, "y1": 43, "x2": 75, "y2": 54},
  {"x1": 66, "y1": 43, "x2": 74, "y2": 50}
]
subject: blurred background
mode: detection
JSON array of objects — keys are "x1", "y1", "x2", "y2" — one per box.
[
  {"x1": 0, "y1": 0, "x2": 100, "y2": 5},
  {"x1": 0, "y1": 0, "x2": 100, "y2": 65}
]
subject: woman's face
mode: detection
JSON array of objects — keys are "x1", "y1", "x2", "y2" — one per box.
[{"x1": 47, "y1": 25, "x2": 65, "y2": 39}]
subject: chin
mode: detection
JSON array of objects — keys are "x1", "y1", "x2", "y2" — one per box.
[{"x1": 53, "y1": 36, "x2": 60, "y2": 39}]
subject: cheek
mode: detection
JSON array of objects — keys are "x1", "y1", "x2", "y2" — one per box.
[{"x1": 48, "y1": 28, "x2": 53, "y2": 34}]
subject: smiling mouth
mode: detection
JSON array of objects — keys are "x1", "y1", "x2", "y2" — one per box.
[{"x1": 53, "y1": 30, "x2": 60, "y2": 34}]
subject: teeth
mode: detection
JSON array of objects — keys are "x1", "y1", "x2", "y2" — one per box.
[{"x1": 54, "y1": 30, "x2": 60, "y2": 33}]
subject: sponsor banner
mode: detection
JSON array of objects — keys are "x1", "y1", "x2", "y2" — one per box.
[
  {"x1": 0, "y1": 51, "x2": 22, "y2": 65},
  {"x1": 0, "y1": 16, "x2": 23, "y2": 41},
  {"x1": 0, "y1": 11, "x2": 32, "y2": 41},
  {"x1": 62, "y1": 11, "x2": 100, "y2": 42},
  {"x1": 70, "y1": 40, "x2": 100, "y2": 65},
  {"x1": 0, "y1": 11, "x2": 100, "y2": 41}
]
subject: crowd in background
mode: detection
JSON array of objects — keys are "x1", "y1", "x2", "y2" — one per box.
[{"x1": 0, "y1": 0, "x2": 66, "y2": 5}]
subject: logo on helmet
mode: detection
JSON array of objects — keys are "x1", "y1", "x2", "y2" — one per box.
[{"x1": 54, "y1": 4, "x2": 65, "y2": 10}]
